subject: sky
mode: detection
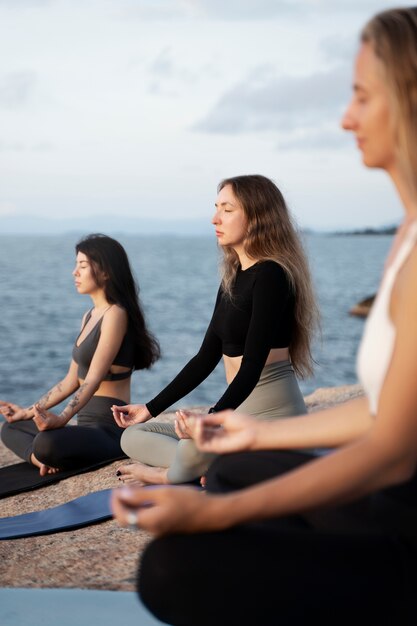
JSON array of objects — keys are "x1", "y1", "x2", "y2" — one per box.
[{"x1": 0, "y1": 0, "x2": 414, "y2": 233}]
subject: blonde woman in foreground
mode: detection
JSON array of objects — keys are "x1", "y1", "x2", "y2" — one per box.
[{"x1": 112, "y1": 7, "x2": 417, "y2": 625}]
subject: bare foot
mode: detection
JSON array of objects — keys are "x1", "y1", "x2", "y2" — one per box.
[
  {"x1": 116, "y1": 462, "x2": 169, "y2": 485},
  {"x1": 39, "y1": 464, "x2": 60, "y2": 476},
  {"x1": 30, "y1": 453, "x2": 60, "y2": 476}
]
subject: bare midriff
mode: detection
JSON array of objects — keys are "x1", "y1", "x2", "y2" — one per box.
[
  {"x1": 223, "y1": 347, "x2": 290, "y2": 385},
  {"x1": 79, "y1": 364, "x2": 132, "y2": 403}
]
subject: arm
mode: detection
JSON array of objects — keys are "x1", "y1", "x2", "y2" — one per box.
[
  {"x1": 0, "y1": 354, "x2": 80, "y2": 422},
  {"x1": 189, "y1": 395, "x2": 373, "y2": 455},
  {"x1": 112, "y1": 247, "x2": 417, "y2": 536},
  {"x1": 212, "y1": 263, "x2": 292, "y2": 412},
  {"x1": 145, "y1": 290, "x2": 223, "y2": 417},
  {"x1": 35, "y1": 306, "x2": 128, "y2": 429}
]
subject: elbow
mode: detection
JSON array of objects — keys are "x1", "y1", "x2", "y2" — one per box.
[
  {"x1": 82, "y1": 375, "x2": 102, "y2": 394},
  {"x1": 382, "y1": 448, "x2": 417, "y2": 487},
  {"x1": 391, "y1": 456, "x2": 417, "y2": 485}
]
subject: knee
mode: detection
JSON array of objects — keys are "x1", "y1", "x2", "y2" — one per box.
[
  {"x1": 32, "y1": 433, "x2": 57, "y2": 465},
  {"x1": 0, "y1": 421, "x2": 13, "y2": 445},
  {"x1": 205, "y1": 452, "x2": 254, "y2": 493},
  {"x1": 120, "y1": 425, "x2": 146, "y2": 459}
]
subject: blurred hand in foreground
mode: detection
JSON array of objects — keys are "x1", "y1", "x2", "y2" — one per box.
[
  {"x1": 193, "y1": 410, "x2": 259, "y2": 454},
  {"x1": 111, "y1": 404, "x2": 151, "y2": 428},
  {"x1": 111, "y1": 485, "x2": 217, "y2": 536}
]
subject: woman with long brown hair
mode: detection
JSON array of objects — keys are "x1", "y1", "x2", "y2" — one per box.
[
  {"x1": 113, "y1": 174, "x2": 318, "y2": 485},
  {"x1": 113, "y1": 7, "x2": 417, "y2": 624},
  {"x1": 0, "y1": 234, "x2": 159, "y2": 475}
]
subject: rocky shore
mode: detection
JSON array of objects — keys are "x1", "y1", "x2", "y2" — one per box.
[{"x1": 0, "y1": 384, "x2": 363, "y2": 591}]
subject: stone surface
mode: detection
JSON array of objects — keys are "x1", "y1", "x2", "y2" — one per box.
[{"x1": 0, "y1": 387, "x2": 363, "y2": 591}]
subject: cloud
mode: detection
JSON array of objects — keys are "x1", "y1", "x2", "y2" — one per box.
[
  {"x1": 146, "y1": 46, "x2": 205, "y2": 95},
  {"x1": 0, "y1": 0, "x2": 51, "y2": 7},
  {"x1": 117, "y1": 0, "x2": 391, "y2": 22},
  {"x1": 320, "y1": 35, "x2": 357, "y2": 64},
  {"x1": 149, "y1": 47, "x2": 174, "y2": 78},
  {"x1": 0, "y1": 71, "x2": 36, "y2": 109},
  {"x1": 194, "y1": 64, "x2": 351, "y2": 135}
]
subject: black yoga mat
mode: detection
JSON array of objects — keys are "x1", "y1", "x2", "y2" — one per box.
[
  {"x1": 0, "y1": 456, "x2": 124, "y2": 499},
  {"x1": 0, "y1": 488, "x2": 112, "y2": 539}
]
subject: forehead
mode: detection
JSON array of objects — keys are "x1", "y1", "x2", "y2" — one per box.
[
  {"x1": 76, "y1": 251, "x2": 90, "y2": 263},
  {"x1": 354, "y1": 42, "x2": 386, "y2": 93},
  {"x1": 216, "y1": 184, "x2": 238, "y2": 205}
]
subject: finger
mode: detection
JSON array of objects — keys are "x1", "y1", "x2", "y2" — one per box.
[
  {"x1": 174, "y1": 419, "x2": 183, "y2": 439},
  {"x1": 113, "y1": 404, "x2": 130, "y2": 412},
  {"x1": 116, "y1": 485, "x2": 162, "y2": 509},
  {"x1": 33, "y1": 405, "x2": 47, "y2": 421},
  {"x1": 112, "y1": 409, "x2": 124, "y2": 428},
  {"x1": 200, "y1": 413, "x2": 228, "y2": 428}
]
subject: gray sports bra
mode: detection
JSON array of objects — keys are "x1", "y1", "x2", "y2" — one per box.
[{"x1": 72, "y1": 309, "x2": 135, "y2": 381}]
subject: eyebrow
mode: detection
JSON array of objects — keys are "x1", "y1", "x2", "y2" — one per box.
[
  {"x1": 215, "y1": 201, "x2": 236, "y2": 208},
  {"x1": 353, "y1": 83, "x2": 368, "y2": 93}
]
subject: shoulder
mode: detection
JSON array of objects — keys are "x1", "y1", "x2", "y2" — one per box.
[
  {"x1": 253, "y1": 260, "x2": 290, "y2": 284},
  {"x1": 101, "y1": 305, "x2": 128, "y2": 329}
]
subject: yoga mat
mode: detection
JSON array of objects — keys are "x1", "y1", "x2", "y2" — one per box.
[
  {"x1": 0, "y1": 489, "x2": 113, "y2": 539},
  {"x1": 0, "y1": 589, "x2": 165, "y2": 626},
  {"x1": 0, "y1": 455, "x2": 124, "y2": 499}
]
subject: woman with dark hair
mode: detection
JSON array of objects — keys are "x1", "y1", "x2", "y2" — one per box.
[
  {"x1": 0, "y1": 233, "x2": 159, "y2": 475},
  {"x1": 112, "y1": 7, "x2": 417, "y2": 624},
  {"x1": 112, "y1": 175, "x2": 318, "y2": 485}
]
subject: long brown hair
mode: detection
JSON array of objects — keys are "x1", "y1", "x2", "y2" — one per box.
[
  {"x1": 361, "y1": 8, "x2": 417, "y2": 198},
  {"x1": 218, "y1": 175, "x2": 318, "y2": 378},
  {"x1": 76, "y1": 234, "x2": 160, "y2": 370}
]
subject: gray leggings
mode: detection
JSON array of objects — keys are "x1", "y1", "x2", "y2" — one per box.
[{"x1": 121, "y1": 360, "x2": 306, "y2": 483}]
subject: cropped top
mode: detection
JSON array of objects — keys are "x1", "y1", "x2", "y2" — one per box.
[
  {"x1": 357, "y1": 222, "x2": 417, "y2": 415},
  {"x1": 72, "y1": 309, "x2": 135, "y2": 381},
  {"x1": 146, "y1": 260, "x2": 294, "y2": 416}
]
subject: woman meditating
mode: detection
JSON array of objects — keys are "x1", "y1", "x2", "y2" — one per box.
[
  {"x1": 112, "y1": 7, "x2": 417, "y2": 625},
  {"x1": 0, "y1": 233, "x2": 159, "y2": 476},
  {"x1": 112, "y1": 174, "x2": 318, "y2": 485}
]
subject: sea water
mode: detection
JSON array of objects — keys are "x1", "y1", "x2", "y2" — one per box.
[{"x1": 0, "y1": 233, "x2": 391, "y2": 413}]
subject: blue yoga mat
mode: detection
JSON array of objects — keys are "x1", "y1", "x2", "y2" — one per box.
[
  {"x1": 0, "y1": 589, "x2": 165, "y2": 626},
  {"x1": 0, "y1": 489, "x2": 112, "y2": 540}
]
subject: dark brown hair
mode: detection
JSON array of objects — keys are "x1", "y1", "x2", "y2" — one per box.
[{"x1": 76, "y1": 234, "x2": 160, "y2": 370}]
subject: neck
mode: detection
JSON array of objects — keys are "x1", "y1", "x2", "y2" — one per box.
[
  {"x1": 388, "y1": 164, "x2": 417, "y2": 221},
  {"x1": 90, "y1": 292, "x2": 109, "y2": 311},
  {"x1": 234, "y1": 246, "x2": 257, "y2": 271}
]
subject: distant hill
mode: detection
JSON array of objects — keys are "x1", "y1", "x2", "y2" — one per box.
[{"x1": 332, "y1": 224, "x2": 397, "y2": 236}]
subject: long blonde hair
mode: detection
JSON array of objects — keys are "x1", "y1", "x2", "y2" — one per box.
[
  {"x1": 218, "y1": 174, "x2": 318, "y2": 378},
  {"x1": 361, "y1": 8, "x2": 417, "y2": 198}
]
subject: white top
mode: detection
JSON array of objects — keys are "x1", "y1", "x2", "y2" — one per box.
[{"x1": 357, "y1": 221, "x2": 417, "y2": 415}]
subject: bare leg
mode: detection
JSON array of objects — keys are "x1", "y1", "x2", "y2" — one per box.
[
  {"x1": 30, "y1": 453, "x2": 60, "y2": 476},
  {"x1": 116, "y1": 462, "x2": 169, "y2": 485}
]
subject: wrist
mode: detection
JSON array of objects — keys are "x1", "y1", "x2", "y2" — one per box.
[
  {"x1": 251, "y1": 419, "x2": 272, "y2": 451},
  {"x1": 203, "y1": 493, "x2": 244, "y2": 531}
]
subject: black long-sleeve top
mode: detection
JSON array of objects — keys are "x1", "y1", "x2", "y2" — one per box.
[{"x1": 146, "y1": 260, "x2": 294, "y2": 416}]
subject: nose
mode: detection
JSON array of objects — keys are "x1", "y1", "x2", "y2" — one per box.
[
  {"x1": 72, "y1": 266, "x2": 79, "y2": 277},
  {"x1": 212, "y1": 209, "x2": 221, "y2": 225},
  {"x1": 341, "y1": 99, "x2": 356, "y2": 131}
]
